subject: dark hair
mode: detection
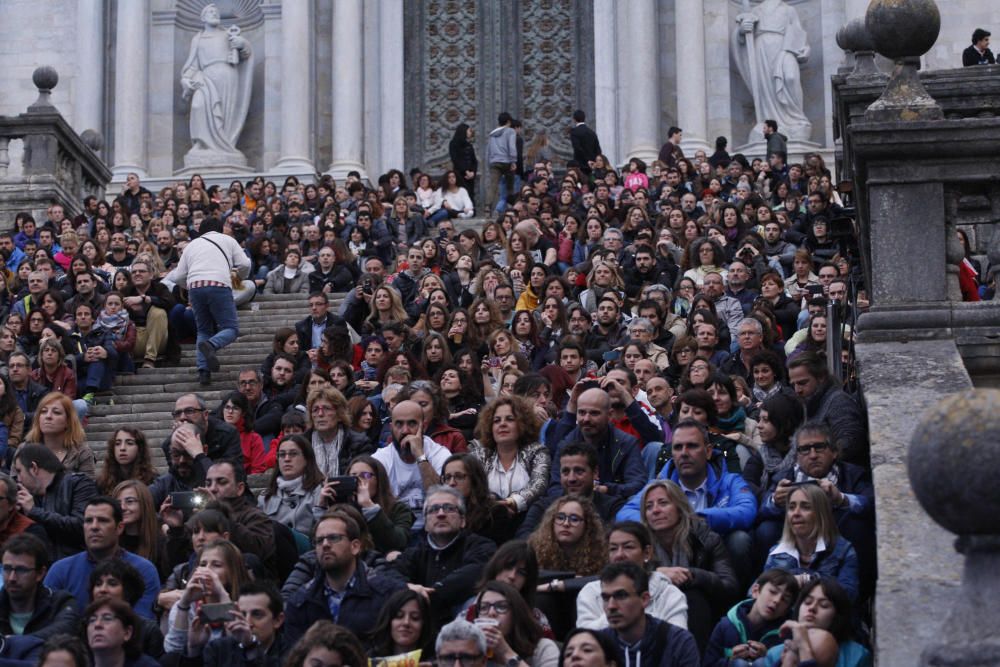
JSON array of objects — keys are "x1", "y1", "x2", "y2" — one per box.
[
  {"x1": 668, "y1": 126, "x2": 682, "y2": 139},
  {"x1": 1, "y1": 533, "x2": 49, "y2": 571},
  {"x1": 749, "y1": 349, "x2": 786, "y2": 385},
  {"x1": 265, "y1": 434, "x2": 325, "y2": 498},
  {"x1": 755, "y1": 567, "x2": 800, "y2": 599},
  {"x1": 81, "y1": 597, "x2": 143, "y2": 658},
  {"x1": 560, "y1": 629, "x2": 622, "y2": 667},
  {"x1": 86, "y1": 496, "x2": 124, "y2": 524},
  {"x1": 186, "y1": 508, "x2": 231, "y2": 535},
  {"x1": 765, "y1": 119, "x2": 778, "y2": 132},
  {"x1": 560, "y1": 442, "x2": 600, "y2": 469},
  {"x1": 606, "y1": 520, "x2": 654, "y2": 551},
  {"x1": 478, "y1": 540, "x2": 540, "y2": 606},
  {"x1": 573, "y1": 109, "x2": 586, "y2": 123},
  {"x1": 88, "y1": 559, "x2": 145, "y2": 605},
  {"x1": 474, "y1": 582, "x2": 543, "y2": 658},
  {"x1": 498, "y1": 112, "x2": 512, "y2": 126},
  {"x1": 677, "y1": 388, "x2": 718, "y2": 425},
  {"x1": 973, "y1": 28, "x2": 991, "y2": 44},
  {"x1": 760, "y1": 393, "x2": 805, "y2": 444},
  {"x1": 599, "y1": 561, "x2": 649, "y2": 594},
  {"x1": 368, "y1": 589, "x2": 435, "y2": 658},
  {"x1": 13, "y1": 443, "x2": 64, "y2": 474},
  {"x1": 283, "y1": 620, "x2": 367, "y2": 667},
  {"x1": 795, "y1": 577, "x2": 853, "y2": 642},
  {"x1": 787, "y1": 351, "x2": 829, "y2": 383},
  {"x1": 440, "y1": 454, "x2": 495, "y2": 533},
  {"x1": 38, "y1": 634, "x2": 91, "y2": 667},
  {"x1": 237, "y1": 581, "x2": 284, "y2": 617},
  {"x1": 220, "y1": 390, "x2": 255, "y2": 433}
]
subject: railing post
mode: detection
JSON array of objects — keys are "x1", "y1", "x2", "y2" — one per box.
[
  {"x1": 827, "y1": 299, "x2": 844, "y2": 382},
  {"x1": 0, "y1": 138, "x2": 9, "y2": 178}
]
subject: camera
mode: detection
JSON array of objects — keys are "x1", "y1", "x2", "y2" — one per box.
[
  {"x1": 170, "y1": 491, "x2": 206, "y2": 511},
  {"x1": 199, "y1": 602, "x2": 235, "y2": 626},
  {"x1": 327, "y1": 476, "x2": 358, "y2": 497}
]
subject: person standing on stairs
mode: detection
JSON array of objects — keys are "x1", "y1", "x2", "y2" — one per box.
[{"x1": 165, "y1": 218, "x2": 251, "y2": 386}]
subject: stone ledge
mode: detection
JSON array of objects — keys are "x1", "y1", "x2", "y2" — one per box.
[{"x1": 856, "y1": 339, "x2": 967, "y2": 665}]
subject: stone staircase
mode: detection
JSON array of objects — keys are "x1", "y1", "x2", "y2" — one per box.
[{"x1": 84, "y1": 293, "x2": 345, "y2": 473}]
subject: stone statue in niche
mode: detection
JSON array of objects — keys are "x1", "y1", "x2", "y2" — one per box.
[
  {"x1": 731, "y1": 0, "x2": 812, "y2": 143},
  {"x1": 180, "y1": 3, "x2": 253, "y2": 168}
]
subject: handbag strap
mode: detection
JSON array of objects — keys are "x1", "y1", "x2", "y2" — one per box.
[{"x1": 200, "y1": 233, "x2": 232, "y2": 271}]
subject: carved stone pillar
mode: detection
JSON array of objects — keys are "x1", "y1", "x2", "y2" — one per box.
[
  {"x1": 274, "y1": 0, "x2": 315, "y2": 174},
  {"x1": 112, "y1": 0, "x2": 149, "y2": 178},
  {"x1": 328, "y1": 0, "x2": 365, "y2": 179}
]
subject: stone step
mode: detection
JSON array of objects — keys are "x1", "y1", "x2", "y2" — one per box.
[{"x1": 89, "y1": 390, "x2": 230, "y2": 408}]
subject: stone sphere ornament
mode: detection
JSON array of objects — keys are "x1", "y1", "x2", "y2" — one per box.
[
  {"x1": 28, "y1": 66, "x2": 59, "y2": 112},
  {"x1": 865, "y1": 0, "x2": 940, "y2": 60},
  {"x1": 909, "y1": 389, "x2": 1000, "y2": 535}
]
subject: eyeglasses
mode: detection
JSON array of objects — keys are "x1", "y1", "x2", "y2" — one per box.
[
  {"x1": 2, "y1": 565, "x2": 36, "y2": 577},
  {"x1": 238, "y1": 379, "x2": 260, "y2": 387},
  {"x1": 222, "y1": 404, "x2": 240, "y2": 412},
  {"x1": 477, "y1": 601, "x2": 511, "y2": 615},
  {"x1": 171, "y1": 407, "x2": 205, "y2": 418},
  {"x1": 600, "y1": 590, "x2": 637, "y2": 603},
  {"x1": 311, "y1": 405, "x2": 335, "y2": 415},
  {"x1": 797, "y1": 442, "x2": 831, "y2": 455},
  {"x1": 314, "y1": 533, "x2": 349, "y2": 546},
  {"x1": 441, "y1": 472, "x2": 468, "y2": 484},
  {"x1": 354, "y1": 471, "x2": 375, "y2": 480},
  {"x1": 437, "y1": 654, "x2": 484, "y2": 667},
  {"x1": 277, "y1": 450, "x2": 301, "y2": 459},
  {"x1": 555, "y1": 512, "x2": 584, "y2": 526},
  {"x1": 425, "y1": 503, "x2": 461, "y2": 516}
]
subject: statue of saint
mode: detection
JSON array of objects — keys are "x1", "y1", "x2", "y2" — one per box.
[
  {"x1": 180, "y1": 3, "x2": 253, "y2": 165},
  {"x1": 731, "y1": 0, "x2": 812, "y2": 143}
]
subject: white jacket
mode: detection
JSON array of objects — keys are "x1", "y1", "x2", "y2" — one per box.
[
  {"x1": 165, "y1": 231, "x2": 251, "y2": 288},
  {"x1": 576, "y1": 570, "x2": 688, "y2": 630}
]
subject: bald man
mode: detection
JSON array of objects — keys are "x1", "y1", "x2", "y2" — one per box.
[
  {"x1": 372, "y1": 400, "x2": 451, "y2": 531},
  {"x1": 547, "y1": 381, "x2": 647, "y2": 501}
]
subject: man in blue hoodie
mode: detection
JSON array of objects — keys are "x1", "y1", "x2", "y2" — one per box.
[
  {"x1": 485, "y1": 112, "x2": 518, "y2": 215},
  {"x1": 617, "y1": 420, "x2": 758, "y2": 586},
  {"x1": 599, "y1": 561, "x2": 699, "y2": 667}
]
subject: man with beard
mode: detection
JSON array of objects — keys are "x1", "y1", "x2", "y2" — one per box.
[
  {"x1": 0, "y1": 233, "x2": 27, "y2": 273},
  {"x1": 64, "y1": 271, "x2": 103, "y2": 317},
  {"x1": 12, "y1": 445, "x2": 98, "y2": 560},
  {"x1": 517, "y1": 443, "x2": 624, "y2": 537},
  {"x1": 584, "y1": 297, "x2": 628, "y2": 364},
  {"x1": 548, "y1": 384, "x2": 646, "y2": 503},
  {"x1": 372, "y1": 400, "x2": 451, "y2": 531},
  {"x1": 284, "y1": 511, "x2": 405, "y2": 645},
  {"x1": 8, "y1": 353, "x2": 46, "y2": 424},
  {"x1": 199, "y1": 459, "x2": 276, "y2": 569},
  {"x1": 152, "y1": 394, "x2": 242, "y2": 505},
  {"x1": 235, "y1": 368, "x2": 285, "y2": 444},
  {"x1": 787, "y1": 352, "x2": 867, "y2": 465},
  {"x1": 393, "y1": 486, "x2": 495, "y2": 628},
  {"x1": 106, "y1": 233, "x2": 134, "y2": 269},
  {"x1": 624, "y1": 245, "x2": 676, "y2": 300},
  {"x1": 155, "y1": 230, "x2": 179, "y2": 270}
]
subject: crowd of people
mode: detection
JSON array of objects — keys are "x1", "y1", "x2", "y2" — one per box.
[{"x1": 0, "y1": 115, "x2": 877, "y2": 667}]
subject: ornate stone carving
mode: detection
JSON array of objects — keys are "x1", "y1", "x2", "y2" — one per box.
[
  {"x1": 520, "y1": 0, "x2": 577, "y2": 157},
  {"x1": 732, "y1": 0, "x2": 812, "y2": 142},
  {"x1": 180, "y1": 3, "x2": 254, "y2": 169},
  {"x1": 175, "y1": 0, "x2": 264, "y2": 32},
  {"x1": 423, "y1": 0, "x2": 480, "y2": 168}
]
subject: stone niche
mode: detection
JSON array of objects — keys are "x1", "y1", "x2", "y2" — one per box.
[
  {"x1": 727, "y1": 0, "x2": 827, "y2": 150},
  {"x1": 149, "y1": 0, "x2": 270, "y2": 176}
]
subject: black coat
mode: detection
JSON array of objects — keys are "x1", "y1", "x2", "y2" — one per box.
[
  {"x1": 570, "y1": 123, "x2": 602, "y2": 168},
  {"x1": 0, "y1": 586, "x2": 78, "y2": 641},
  {"x1": 27, "y1": 472, "x2": 98, "y2": 560},
  {"x1": 284, "y1": 558, "x2": 406, "y2": 646},
  {"x1": 963, "y1": 44, "x2": 996, "y2": 66}
]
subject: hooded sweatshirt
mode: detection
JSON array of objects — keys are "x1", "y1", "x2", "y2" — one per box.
[
  {"x1": 601, "y1": 614, "x2": 700, "y2": 667},
  {"x1": 486, "y1": 125, "x2": 518, "y2": 165}
]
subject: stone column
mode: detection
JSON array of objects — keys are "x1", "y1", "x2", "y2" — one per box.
[
  {"x1": 74, "y1": 0, "x2": 104, "y2": 136},
  {"x1": 622, "y1": 0, "x2": 659, "y2": 164},
  {"x1": 274, "y1": 0, "x2": 315, "y2": 174},
  {"x1": 593, "y1": 0, "x2": 620, "y2": 166},
  {"x1": 328, "y1": 0, "x2": 366, "y2": 179},
  {"x1": 378, "y1": 0, "x2": 404, "y2": 175},
  {"x1": 111, "y1": 0, "x2": 149, "y2": 178},
  {"x1": 675, "y1": 0, "x2": 710, "y2": 155}
]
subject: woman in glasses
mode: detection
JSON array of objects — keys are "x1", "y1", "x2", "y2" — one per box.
[
  {"x1": 528, "y1": 494, "x2": 606, "y2": 579},
  {"x1": 440, "y1": 453, "x2": 505, "y2": 544},
  {"x1": 113, "y1": 480, "x2": 169, "y2": 580},
  {"x1": 345, "y1": 454, "x2": 413, "y2": 553},
  {"x1": 217, "y1": 391, "x2": 268, "y2": 474},
  {"x1": 469, "y1": 581, "x2": 558, "y2": 667},
  {"x1": 258, "y1": 434, "x2": 326, "y2": 537},
  {"x1": 639, "y1": 479, "x2": 738, "y2": 651}
]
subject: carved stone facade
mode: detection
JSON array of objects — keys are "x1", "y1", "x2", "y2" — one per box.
[{"x1": 403, "y1": 0, "x2": 594, "y2": 174}]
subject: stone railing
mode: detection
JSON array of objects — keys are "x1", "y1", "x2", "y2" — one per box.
[{"x1": 0, "y1": 67, "x2": 111, "y2": 223}]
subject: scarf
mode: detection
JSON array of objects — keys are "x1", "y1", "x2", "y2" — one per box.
[
  {"x1": 313, "y1": 429, "x2": 344, "y2": 478},
  {"x1": 716, "y1": 405, "x2": 747, "y2": 434},
  {"x1": 276, "y1": 475, "x2": 306, "y2": 504},
  {"x1": 759, "y1": 441, "x2": 796, "y2": 475},
  {"x1": 96, "y1": 309, "x2": 130, "y2": 339},
  {"x1": 654, "y1": 541, "x2": 689, "y2": 568},
  {"x1": 792, "y1": 463, "x2": 839, "y2": 486},
  {"x1": 752, "y1": 382, "x2": 782, "y2": 404}
]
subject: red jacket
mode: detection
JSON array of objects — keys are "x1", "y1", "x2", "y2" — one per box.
[
  {"x1": 237, "y1": 420, "x2": 270, "y2": 474},
  {"x1": 427, "y1": 421, "x2": 468, "y2": 453},
  {"x1": 31, "y1": 364, "x2": 77, "y2": 399}
]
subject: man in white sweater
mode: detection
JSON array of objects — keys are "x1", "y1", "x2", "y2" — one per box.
[{"x1": 165, "y1": 218, "x2": 251, "y2": 385}]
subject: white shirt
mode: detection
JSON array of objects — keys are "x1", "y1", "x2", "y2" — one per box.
[
  {"x1": 487, "y1": 457, "x2": 530, "y2": 500},
  {"x1": 372, "y1": 437, "x2": 450, "y2": 530}
]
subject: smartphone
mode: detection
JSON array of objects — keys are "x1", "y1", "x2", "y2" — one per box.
[
  {"x1": 199, "y1": 602, "x2": 235, "y2": 626},
  {"x1": 806, "y1": 284, "x2": 824, "y2": 296},
  {"x1": 602, "y1": 349, "x2": 621, "y2": 362},
  {"x1": 363, "y1": 278, "x2": 373, "y2": 295},
  {"x1": 170, "y1": 491, "x2": 206, "y2": 511},
  {"x1": 489, "y1": 356, "x2": 502, "y2": 369},
  {"x1": 327, "y1": 476, "x2": 358, "y2": 496}
]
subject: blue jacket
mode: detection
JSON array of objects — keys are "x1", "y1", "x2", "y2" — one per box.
[
  {"x1": 284, "y1": 557, "x2": 406, "y2": 647},
  {"x1": 44, "y1": 549, "x2": 160, "y2": 619},
  {"x1": 702, "y1": 599, "x2": 787, "y2": 667},
  {"x1": 763, "y1": 639, "x2": 871, "y2": 667},
  {"x1": 617, "y1": 457, "x2": 758, "y2": 534},
  {"x1": 549, "y1": 412, "x2": 647, "y2": 501},
  {"x1": 764, "y1": 536, "x2": 860, "y2": 602}
]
